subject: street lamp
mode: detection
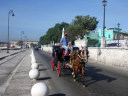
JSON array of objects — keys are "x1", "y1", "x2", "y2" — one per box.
[
  {"x1": 117, "y1": 23, "x2": 120, "y2": 47},
  {"x1": 7, "y1": 10, "x2": 15, "y2": 53},
  {"x1": 102, "y1": 0, "x2": 107, "y2": 37},
  {"x1": 21, "y1": 31, "x2": 24, "y2": 48}
]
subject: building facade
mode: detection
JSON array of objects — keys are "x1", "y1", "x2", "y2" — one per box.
[
  {"x1": 84, "y1": 31, "x2": 99, "y2": 40},
  {"x1": 84, "y1": 28, "x2": 128, "y2": 47},
  {"x1": 98, "y1": 28, "x2": 128, "y2": 41},
  {"x1": 0, "y1": 42, "x2": 8, "y2": 47},
  {"x1": 11, "y1": 40, "x2": 39, "y2": 48}
]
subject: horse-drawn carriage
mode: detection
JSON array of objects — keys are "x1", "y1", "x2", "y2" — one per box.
[{"x1": 51, "y1": 45, "x2": 89, "y2": 86}]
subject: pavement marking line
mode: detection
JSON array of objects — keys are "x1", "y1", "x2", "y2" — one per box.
[{"x1": 0, "y1": 53, "x2": 26, "y2": 95}]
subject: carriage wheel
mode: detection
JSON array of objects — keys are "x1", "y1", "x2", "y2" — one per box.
[
  {"x1": 51, "y1": 56, "x2": 54, "y2": 71},
  {"x1": 57, "y1": 61, "x2": 61, "y2": 77}
]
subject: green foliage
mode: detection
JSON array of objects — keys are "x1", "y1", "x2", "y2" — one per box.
[
  {"x1": 38, "y1": 42, "x2": 41, "y2": 46},
  {"x1": 88, "y1": 39, "x2": 99, "y2": 47},
  {"x1": 39, "y1": 15, "x2": 99, "y2": 45},
  {"x1": 30, "y1": 43, "x2": 34, "y2": 47},
  {"x1": 66, "y1": 15, "x2": 99, "y2": 40},
  {"x1": 30, "y1": 43, "x2": 36, "y2": 47},
  {"x1": 88, "y1": 39, "x2": 98, "y2": 42},
  {"x1": 66, "y1": 26, "x2": 81, "y2": 41},
  {"x1": 40, "y1": 22, "x2": 69, "y2": 45},
  {"x1": 16, "y1": 41, "x2": 23, "y2": 46}
]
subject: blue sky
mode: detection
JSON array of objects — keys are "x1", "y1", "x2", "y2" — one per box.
[{"x1": 0, "y1": 0, "x2": 128, "y2": 42}]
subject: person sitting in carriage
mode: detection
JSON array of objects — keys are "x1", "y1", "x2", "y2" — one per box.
[{"x1": 59, "y1": 33, "x2": 73, "y2": 56}]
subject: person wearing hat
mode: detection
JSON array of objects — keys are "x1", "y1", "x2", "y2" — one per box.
[{"x1": 60, "y1": 33, "x2": 73, "y2": 56}]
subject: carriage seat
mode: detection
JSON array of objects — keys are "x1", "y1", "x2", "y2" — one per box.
[{"x1": 61, "y1": 48, "x2": 70, "y2": 56}]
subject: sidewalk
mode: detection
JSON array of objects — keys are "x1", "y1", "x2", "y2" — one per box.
[
  {"x1": 3, "y1": 50, "x2": 32, "y2": 96},
  {"x1": 0, "y1": 49, "x2": 24, "y2": 60}
]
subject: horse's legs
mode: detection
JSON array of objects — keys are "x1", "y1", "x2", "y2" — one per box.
[
  {"x1": 73, "y1": 66, "x2": 78, "y2": 82},
  {"x1": 71, "y1": 62, "x2": 75, "y2": 76},
  {"x1": 72, "y1": 63, "x2": 76, "y2": 82},
  {"x1": 82, "y1": 66, "x2": 85, "y2": 86}
]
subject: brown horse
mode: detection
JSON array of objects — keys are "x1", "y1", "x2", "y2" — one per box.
[{"x1": 70, "y1": 46, "x2": 89, "y2": 86}]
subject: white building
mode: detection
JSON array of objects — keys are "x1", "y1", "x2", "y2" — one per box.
[{"x1": 11, "y1": 40, "x2": 39, "y2": 48}]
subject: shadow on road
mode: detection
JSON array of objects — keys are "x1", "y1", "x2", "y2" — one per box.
[
  {"x1": 61, "y1": 69, "x2": 72, "y2": 76},
  {"x1": 38, "y1": 64, "x2": 44, "y2": 66},
  {"x1": 37, "y1": 76, "x2": 51, "y2": 80},
  {"x1": 85, "y1": 66, "x2": 117, "y2": 87},
  {"x1": 39, "y1": 68, "x2": 49, "y2": 71},
  {"x1": 49, "y1": 93, "x2": 66, "y2": 96}
]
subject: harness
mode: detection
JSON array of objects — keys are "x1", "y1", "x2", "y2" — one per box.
[
  {"x1": 70, "y1": 50, "x2": 85, "y2": 65},
  {"x1": 70, "y1": 50, "x2": 79, "y2": 60}
]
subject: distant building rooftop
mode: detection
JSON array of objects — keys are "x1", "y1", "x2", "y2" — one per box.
[{"x1": 11, "y1": 40, "x2": 39, "y2": 42}]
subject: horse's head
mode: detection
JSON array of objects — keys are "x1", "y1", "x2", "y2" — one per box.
[{"x1": 80, "y1": 46, "x2": 89, "y2": 63}]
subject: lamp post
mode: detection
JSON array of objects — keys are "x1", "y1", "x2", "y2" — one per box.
[
  {"x1": 7, "y1": 10, "x2": 15, "y2": 53},
  {"x1": 101, "y1": 0, "x2": 107, "y2": 48},
  {"x1": 21, "y1": 31, "x2": 24, "y2": 48},
  {"x1": 102, "y1": 0, "x2": 107, "y2": 37},
  {"x1": 117, "y1": 23, "x2": 120, "y2": 47}
]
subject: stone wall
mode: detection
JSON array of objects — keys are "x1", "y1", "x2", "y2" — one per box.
[
  {"x1": 75, "y1": 39, "x2": 86, "y2": 48},
  {"x1": 88, "y1": 47, "x2": 128, "y2": 71},
  {"x1": 41, "y1": 46, "x2": 52, "y2": 53}
]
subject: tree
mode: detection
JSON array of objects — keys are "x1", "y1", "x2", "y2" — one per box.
[
  {"x1": 39, "y1": 15, "x2": 98, "y2": 45},
  {"x1": 39, "y1": 22, "x2": 69, "y2": 45},
  {"x1": 66, "y1": 26, "x2": 81, "y2": 41},
  {"x1": 66, "y1": 15, "x2": 99, "y2": 40},
  {"x1": 88, "y1": 39, "x2": 99, "y2": 47},
  {"x1": 16, "y1": 41, "x2": 23, "y2": 47},
  {"x1": 30, "y1": 43, "x2": 36, "y2": 47}
]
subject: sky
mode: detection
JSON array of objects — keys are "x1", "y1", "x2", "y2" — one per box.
[{"x1": 0, "y1": 0, "x2": 128, "y2": 42}]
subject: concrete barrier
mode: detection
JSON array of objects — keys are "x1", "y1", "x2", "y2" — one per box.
[{"x1": 31, "y1": 82, "x2": 49, "y2": 96}]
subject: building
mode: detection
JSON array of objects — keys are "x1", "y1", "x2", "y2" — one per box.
[
  {"x1": 23, "y1": 41, "x2": 39, "y2": 47},
  {"x1": 11, "y1": 40, "x2": 39, "y2": 48},
  {"x1": 84, "y1": 28, "x2": 128, "y2": 47},
  {"x1": 84, "y1": 31, "x2": 100, "y2": 47},
  {"x1": 84, "y1": 30, "x2": 99, "y2": 40},
  {"x1": 98, "y1": 28, "x2": 128, "y2": 41},
  {"x1": 98, "y1": 28, "x2": 128, "y2": 47},
  {"x1": 0, "y1": 42, "x2": 8, "y2": 47}
]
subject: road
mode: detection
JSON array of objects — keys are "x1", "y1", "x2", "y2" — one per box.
[
  {"x1": 34, "y1": 50, "x2": 128, "y2": 96},
  {"x1": 0, "y1": 49, "x2": 128, "y2": 96}
]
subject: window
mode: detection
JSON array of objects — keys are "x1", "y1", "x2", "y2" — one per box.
[{"x1": 109, "y1": 35, "x2": 110, "y2": 38}]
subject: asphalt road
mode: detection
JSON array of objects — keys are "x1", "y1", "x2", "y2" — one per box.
[{"x1": 34, "y1": 50, "x2": 128, "y2": 96}]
